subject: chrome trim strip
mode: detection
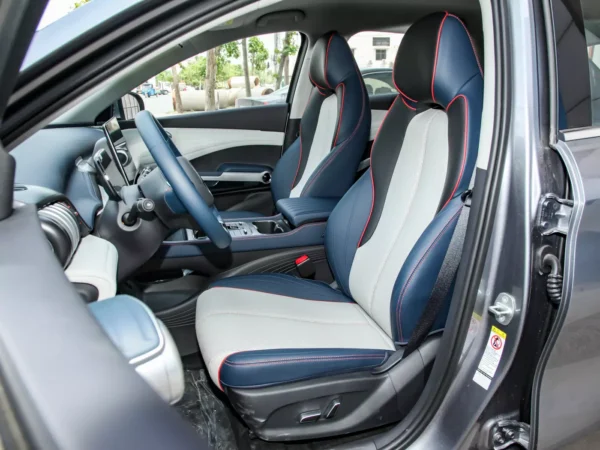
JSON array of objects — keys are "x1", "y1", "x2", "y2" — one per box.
[
  {"x1": 561, "y1": 128, "x2": 600, "y2": 142},
  {"x1": 201, "y1": 171, "x2": 271, "y2": 184}
]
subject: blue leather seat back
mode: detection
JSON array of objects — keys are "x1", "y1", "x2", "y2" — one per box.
[
  {"x1": 325, "y1": 12, "x2": 483, "y2": 342},
  {"x1": 271, "y1": 31, "x2": 370, "y2": 203}
]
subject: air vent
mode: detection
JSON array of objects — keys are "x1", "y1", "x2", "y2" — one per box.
[{"x1": 38, "y1": 202, "x2": 80, "y2": 267}]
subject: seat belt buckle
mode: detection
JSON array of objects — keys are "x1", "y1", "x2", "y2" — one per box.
[{"x1": 295, "y1": 254, "x2": 316, "y2": 279}]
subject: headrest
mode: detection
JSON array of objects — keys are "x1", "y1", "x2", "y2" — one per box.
[
  {"x1": 309, "y1": 31, "x2": 358, "y2": 92},
  {"x1": 393, "y1": 12, "x2": 482, "y2": 107}
]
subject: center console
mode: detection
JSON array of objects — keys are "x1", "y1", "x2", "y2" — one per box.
[{"x1": 188, "y1": 217, "x2": 290, "y2": 239}]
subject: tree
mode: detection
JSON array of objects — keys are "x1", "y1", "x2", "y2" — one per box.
[
  {"x1": 205, "y1": 48, "x2": 218, "y2": 111},
  {"x1": 248, "y1": 37, "x2": 269, "y2": 75},
  {"x1": 179, "y1": 56, "x2": 206, "y2": 88},
  {"x1": 205, "y1": 42, "x2": 240, "y2": 110},
  {"x1": 241, "y1": 38, "x2": 252, "y2": 97},
  {"x1": 275, "y1": 32, "x2": 299, "y2": 89},
  {"x1": 171, "y1": 66, "x2": 183, "y2": 114}
]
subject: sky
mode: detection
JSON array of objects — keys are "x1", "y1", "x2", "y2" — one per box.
[{"x1": 38, "y1": 0, "x2": 79, "y2": 30}]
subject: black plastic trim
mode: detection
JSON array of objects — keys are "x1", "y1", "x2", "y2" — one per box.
[{"x1": 225, "y1": 337, "x2": 440, "y2": 442}]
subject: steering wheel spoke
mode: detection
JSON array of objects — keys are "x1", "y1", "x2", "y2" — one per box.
[{"x1": 135, "y1": 111, "x2": 231, "y2": 249}]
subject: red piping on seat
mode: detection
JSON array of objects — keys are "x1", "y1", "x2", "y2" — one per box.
[
  {"x1": 217, "y1": 357, "x2": 228, "y2": 391},
  {"x1": 324, "y1": 33, "x2": 335, "y2": 89},
  {"x1": 309, "y1": 72, "x2": 327, "y2": 91},
  {"x1": 431, "y1": 12, "x2": 450, "y2": 104},
  {"x1": 441, "y1": 94, "x2": 469, "y2": 209},
  {"x1": 401, "y1": 97, "x2": 416, "y2": 111}
]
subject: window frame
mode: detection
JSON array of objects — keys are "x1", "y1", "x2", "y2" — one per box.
[
  {"x1": 375, "y1": 49, "x2": 387, "y2": 61},
  {"x1": 372, "y1": 36, "x2": 390, "y2": 47}
]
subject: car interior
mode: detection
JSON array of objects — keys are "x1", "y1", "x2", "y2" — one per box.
[{"x1": 10, "y1": 0, "x2": 491, "y2": 447}]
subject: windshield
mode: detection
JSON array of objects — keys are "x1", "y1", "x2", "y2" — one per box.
[{"x1": 22, "y1": 0, "x2": 144, "y2": 71}]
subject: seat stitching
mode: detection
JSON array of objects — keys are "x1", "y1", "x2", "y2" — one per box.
[
  {"x1": 209, "y1": 286, "x2": 351, "y2": 303},
  {"x1": 223, "y1": 355, "x2": 386, "y2": 366},
  {"x1": 309, "y1": 72, "x2": 327, "y2": 91},
  {"x1": 401, "y1": 97, "x2": 416, "y2": 111},
  {"x1": 431, "y1": 12, "x2": 450, "y2": 103},
  {"x1": 324, "y1": 33, "x2": 335, "y2": 89},
  {"x1": 197, "y1": 310, "x2": 371, "y2": 326},
  {"x1": 396, "y1": 206, "x2": 462, "y2": 341},
  {"x1": 352, "y1": 303, "x2": 397, "y2": 349}
]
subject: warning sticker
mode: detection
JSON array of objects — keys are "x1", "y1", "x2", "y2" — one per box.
[{"x1": 473, "y1": 326, "x2": 507, "y2": 390}]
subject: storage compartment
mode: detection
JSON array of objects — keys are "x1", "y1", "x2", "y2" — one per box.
[{"x1": 252, "y1": 220, "x2": 289, "y2": 234}]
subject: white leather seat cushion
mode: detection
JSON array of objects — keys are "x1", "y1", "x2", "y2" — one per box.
[{"x1": 196, "y1": 287, "x2": 396, "y2": 387}]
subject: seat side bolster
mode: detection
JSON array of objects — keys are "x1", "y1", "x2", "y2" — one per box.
[{"x1": 220, "y1": 348, "x2": 391, "y2": 389}]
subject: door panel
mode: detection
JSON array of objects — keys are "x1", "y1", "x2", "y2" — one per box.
[
  {"x1": 123, "y1": 103, "x2": 289, "y2": 215},
  {"x1": 123, "y1": 127, "x2": 283, "y2": 167}
]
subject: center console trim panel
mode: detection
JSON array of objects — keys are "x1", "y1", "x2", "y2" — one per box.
[{"x1": 155, "y1": 221, "x2": 327, "y2": 259}]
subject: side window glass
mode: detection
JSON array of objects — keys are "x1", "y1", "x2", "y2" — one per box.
[
  {"x1": 141, "y1": 32, "x2": 301, "y2": 117},
  {"x1": 552, "y1": 0, "x2": 600, "y2": 129},
  {"x1": 348, "y1": 31, "x2": 404, "y2": 96}
]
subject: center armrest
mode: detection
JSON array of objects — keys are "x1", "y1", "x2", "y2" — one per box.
[{"x1": 276, "y1": 197, "x2": 340, "y2": 228}]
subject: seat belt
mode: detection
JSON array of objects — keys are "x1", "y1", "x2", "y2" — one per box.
[{"x1": 402, "y1": 189, "x2": 472, "y2": 358}]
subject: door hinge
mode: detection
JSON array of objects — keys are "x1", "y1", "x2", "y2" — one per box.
[
  {"x1": 488, "y1": 419, "x2": 530, "y2": 450},
  {"x1": 538, "y1": 194, "x2": 573, "y2": 236}
]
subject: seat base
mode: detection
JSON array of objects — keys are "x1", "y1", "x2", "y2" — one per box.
[{"x1": 225, "y1": 336, "x2": 440, "y2": 441}]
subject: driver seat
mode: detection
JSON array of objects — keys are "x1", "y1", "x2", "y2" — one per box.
[
  {"x1": 220, "y1": 31, "x2": 370, "y2": 220},
  {"x1": 195, "y1": 12, "x2": 483, "y2": 440}
]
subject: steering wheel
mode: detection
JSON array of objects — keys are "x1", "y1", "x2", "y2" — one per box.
[{"x1": 135, "y1": 111, "x2": 231, "y2": 249}]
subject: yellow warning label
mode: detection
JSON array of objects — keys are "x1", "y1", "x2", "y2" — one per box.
[
  {"x1": 473, "y1": 326, "x2": 507, "y2": 390},
  {"x1": 491, "y1": 326, "x2": 506, "y2": 339}
]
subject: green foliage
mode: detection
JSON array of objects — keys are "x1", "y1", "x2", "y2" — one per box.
[
  {"x1": 275, "y1": 32, "x2": 299, "y2": 64},
  {"x1": 248, "y1": 37, "x2": 269, "y2": 74},
  {"x1": 217, "y1": 62, "x2": 243, "y2": 85},
  {"x1": 72, "y1": 0, "x2": 91, "y2": 9},
  {"x1": 179, "y1": 56, "x2": 206, "y2": 88},
  {"x1": 156, "y1": 69, "x2": 173, "y2": 84},
  {"x1": 217, "y1": 42, "x2": 240, "y2": 67}
]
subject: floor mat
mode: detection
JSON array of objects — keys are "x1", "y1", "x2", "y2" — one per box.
[{"x1": 175, "y1": 369, "x2": 238, "y2": 450}]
